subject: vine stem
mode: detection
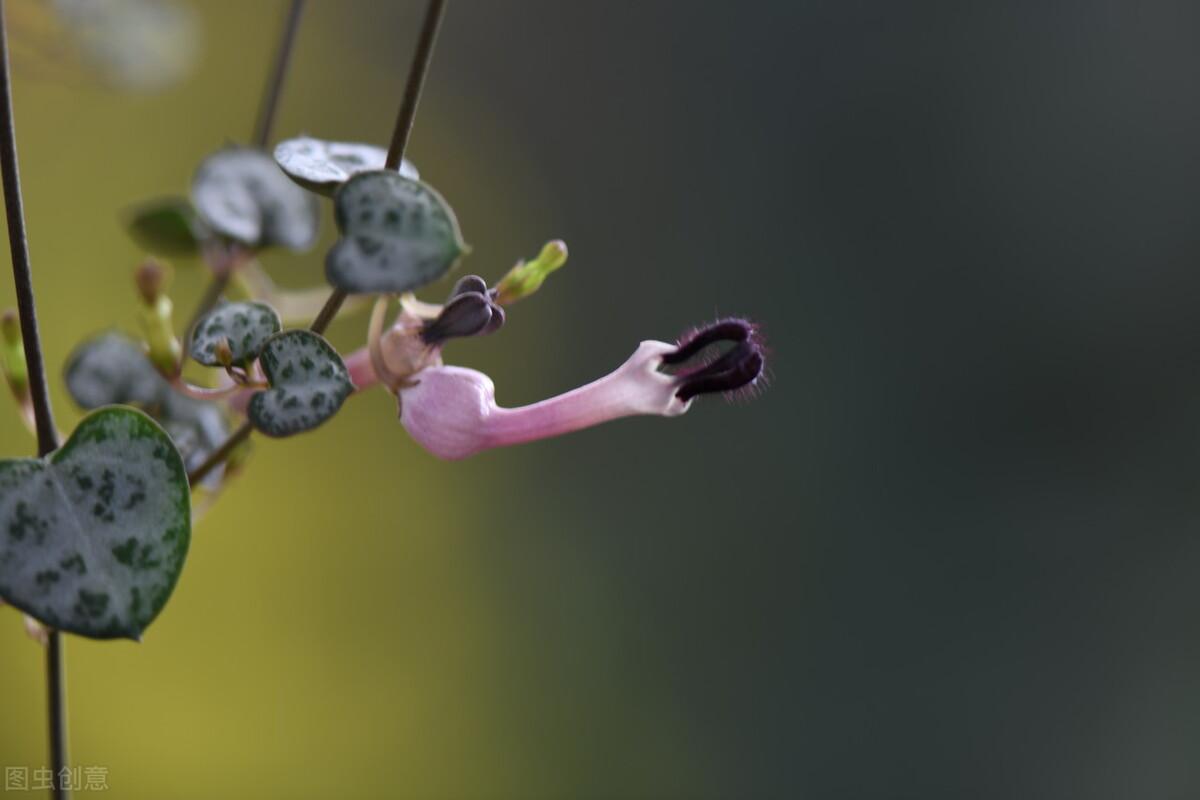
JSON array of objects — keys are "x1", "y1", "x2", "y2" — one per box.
[
  {"x1": 312, "y1": 0, "x2": 447, "y2": 335},
  {"x1": 0, "y1": 1, "x2": 69, "y2": 796},
  {"x1": 189, "y1": 0, "x2": 449, "y2": 485},
  {"x1": 253, "y1": 0, "x2": 307, "y2": 149},
  {"x1": 385, "y1": 0, "x2": 446, "y2": 171},
  {"x1": 188, "y1": 420, "x2": 252, "y2": 485},
  {"x1": 185, "y1": 0, "x2": 308, "y2": 336}
]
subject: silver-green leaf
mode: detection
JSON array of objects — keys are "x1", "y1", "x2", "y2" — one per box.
[
  {"x1": 273, "y1": 136, "x2": 418, "y2": 197},
  {"x1": 65, "y1": 333, "x2": 229, "y2": 485},
  {"x1": 189, "y1": 301, "x2": 281, "y2": 368},
  {"x1": 0, "y1": 407, "x2": 191, "y2": 640},
  {"x1": 325, "y1": 170, "x2": 467, "y2": 295},
  {"x1": 64, "y1": 333, "x2": 162, "y2": 409},
  {"x1": 191, "y1": 146, "x2": 319, "y2": 251},
  {"x1": 248, "y1": 330, "x2": 353, "y2": 438}
]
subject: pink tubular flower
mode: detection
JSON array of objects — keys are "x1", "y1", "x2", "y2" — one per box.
[{"x1": 389, "y1": 315, "x2": 765, "y2": 460}]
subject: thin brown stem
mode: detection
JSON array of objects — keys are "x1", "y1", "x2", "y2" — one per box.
[
  {"x1": 385, "y1": 0, "x2": 446, "y2": 170},
  {"x1": 0, "y1": 1, "x2": 68, "y2": 795},
  {"x1": 309, "y1": 288, "x2": 346, "y2": 334},
  {"x1": 312, "y1": 0, "x2": 448, "y2": 333},
  {"x1": 252, "y1": 0, "x2": 307, "y2": 149},
  {"x1": 188, "y1": 420, "x2": 252, "y2": 485}
]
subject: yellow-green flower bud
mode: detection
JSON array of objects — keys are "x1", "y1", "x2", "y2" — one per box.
[
  {"x1": 139, "y1": 295, "x2": 182, "y2": 375},
  {"x1": 0, "y1": 308, "x2": 28, "y2": 398},
  {"x1": 494, "y1": 240, "x2": 568, "y2": 305}
]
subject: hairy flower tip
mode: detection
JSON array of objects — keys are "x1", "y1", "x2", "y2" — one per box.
[
  {"x1": 663, "y1": 317, "x2": 767, "y2": 402},
  {"x1": 421, "y1": 276, "x2": 505, "y2": 345}
]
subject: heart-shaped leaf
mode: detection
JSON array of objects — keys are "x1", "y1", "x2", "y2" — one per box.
[
  {"x1": 126, "y1": 196, "x2": 209, "y2": 257},
  {"x1": 274, "y1": 136, "x2": 418, "y2": 196},
  {"x1": 65, "y1": 333, "x2": 163, "y2": 409},
  {"x1": 248, "y1": 330, "x2": 353, "y2": 438},
  {"x1": 189, "y1": 301, "x2": 281, "y2": 368},
  {"x1": 325, "y1": 170, "x2": 467, "y2": 295},
  {"x1": 191, "y1": 146, "x2": 319, "y2": 251},
  {"x1": 65, "y1": 333, "x2": 229, "y2": 485},
  {"x1": 0, "y1": 407, "x2": 191, "y2": 640}
]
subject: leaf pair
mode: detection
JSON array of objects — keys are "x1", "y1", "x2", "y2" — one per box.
[
  {"x1": 131, "y1": 138, "x2": 468, "y2": 301},
  {"x1": 189, "y1": 302, "x2": 353, "y2": 439},
  {"x1": 66, "y1": 333, "x2": 229, "y2": 483},
  {"x1": 275, "y1": 135, "x2": 467, "y2": 296},
  {"x1": 129, "y1": 146, "x2": 321, "y2": 256}
]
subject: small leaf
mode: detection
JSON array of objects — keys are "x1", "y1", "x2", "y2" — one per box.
[
  {"x1": 126, "y1": 197, "x2": 209, "y2": 256},
  {"x1": 0, "y1": 407, "x2": 191, "y2": 640},
  {"x1": 274, "y1": 136, "x2": 418, "y2": 196},
  {"x1": 191, "y1": 146, "x2": 319, "y2": 250},
  {"x1": 325, "y1": 171, "x2": 467, "y2": 295},
  {"x1": 249, "y1": 330, "x2": 353, "y2": 438},
  {"x1": 189, "y1": 301, "x2": 281, "y2": 368},
  {"x1": 64, "y1": 333, "x2": 163, "y2": 409},
  {"x1": 65, "y1": 334, "x2": 230, "y2": 483}
]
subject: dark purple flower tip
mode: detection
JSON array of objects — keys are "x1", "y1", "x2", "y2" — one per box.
[
  {"x1": 665, "y1": 317, "x2": 767, "y2": 402},
  {"x1": 421, "y1": 276, "x2": 506, "y2": 345}
]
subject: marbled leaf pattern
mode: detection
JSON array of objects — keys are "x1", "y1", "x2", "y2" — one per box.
[
  {"x1": 0, "y1": 407, "x2": 191, "y2": 640},
  {"x1": 248, "y1": 330, "x2": 353, "y2": 437}
]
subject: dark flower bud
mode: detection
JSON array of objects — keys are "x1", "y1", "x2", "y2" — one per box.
[
  {"x1": 421, "y1": 275, "x2": 506, "y2": 345},
  {"x1": 421, "y1": 292, "x2": 494, "y2": 344}
]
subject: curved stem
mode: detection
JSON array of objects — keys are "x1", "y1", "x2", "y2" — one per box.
[
  {"x1": 171, "y1": 377, "x2": 263, "y2": 402},
  {"x1": 0, "y1": 1, "x2": 68, "y2": 794}
]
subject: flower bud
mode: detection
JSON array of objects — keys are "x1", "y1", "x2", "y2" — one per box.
[
  {"x1": 0, "y1": 308, "x2": 28, "y2": 399},
  {"x1": 212, "y1": 337, "x2": 234, "y2": 369},
  {"x1": 135, "y1": 259, "x2": 169, "y2": 304},
  {"x1": 132, "y1": 258, "x2": 183, "y2": 375},
  {"x1": 493, "y1": 240, "x2": 568, "y2": 305}
]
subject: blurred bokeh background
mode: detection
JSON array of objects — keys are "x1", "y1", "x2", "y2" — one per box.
[{"x1": 4, "y1": 0, "x2": 1200, "y2": 798}]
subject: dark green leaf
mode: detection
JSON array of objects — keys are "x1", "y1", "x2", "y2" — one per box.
[
  {"x1": 126, "y1": 196, "x2": 208, "y2": 257},
  {"x1": 248, "y1": 330, "x2": 353, "y2": 438},
  {"x1": 274, "y1": 136, "x2": 418, "y2": 197},
  {"x1": 325, "y1": 171, "x2": 467, "y2": 294},
  {"x1": 191, "y1": 147, "x2": 319, "y2": 250},
  {"x1": 189, "y1": 301, "x2": 281, "y2": 368},
  {"x1": 0, "y1": 407, "x2": 191, "y2": 640}
]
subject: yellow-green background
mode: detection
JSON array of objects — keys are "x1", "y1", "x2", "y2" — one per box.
[{"x1": 0, "y1": 2, "x2": 797, "y2": 798}]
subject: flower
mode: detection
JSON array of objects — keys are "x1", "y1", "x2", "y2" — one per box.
[
  {"x1": 245, "y1": 257, "x2": 766, "y2": 461},
  {"x1": 399, "y1": 340, "x2": 688, "y2": 460},
  {"x1": 344, "y1": 289, "x2": 767, "y2": 459}
]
